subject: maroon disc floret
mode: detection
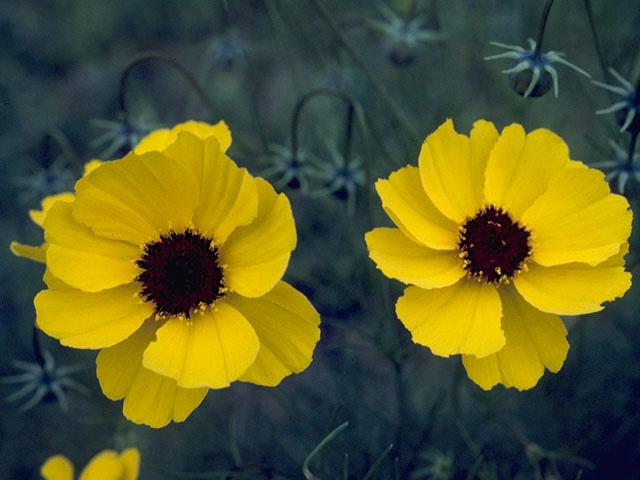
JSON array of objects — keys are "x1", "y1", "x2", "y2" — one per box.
[
  {"x1": 458, "y1": 205, "x2": 531, "y2": 284},
  {"x1": 136, "y1": 230, "x2": 225, "y2": 317}
]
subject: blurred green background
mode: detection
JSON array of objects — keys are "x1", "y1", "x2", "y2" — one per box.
[{"x1": 1, "y1": 0, "x2": 640, "y2": 478}]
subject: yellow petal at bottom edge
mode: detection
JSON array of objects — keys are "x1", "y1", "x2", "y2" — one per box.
[
  {"x1": 78, "y1": 450, "x2": 124, "y2": 480},
  {"x1": 142, "y1": 302, "x2": 260, "y2": 389},
  {"x1": 97, "y1": 320, "x2": 207, "y2": 428},
  {"x1": 41, "y1": 455, "x2": 74, "y2": 480},
  {"x1": 225, "y1": 281, "x2": 321, "y2": 386},
  {"x1": 462, "y1": 285, "x2": 569, "y2": 390},
  {"x1": 396, "y1": 280, "x2": 504, "y2": 358}
]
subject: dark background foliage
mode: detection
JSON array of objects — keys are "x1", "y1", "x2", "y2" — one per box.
[{"x1": 1, "y1": 1, "x2": 639, "y2": 478}]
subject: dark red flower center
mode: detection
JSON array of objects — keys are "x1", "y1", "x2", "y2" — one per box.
[
  {"x1": 458, "y1": 206, "x2": 531, "y2": 284},
  {"x1": 136, "y1": 230, "x2": 225, "y2": 317}
]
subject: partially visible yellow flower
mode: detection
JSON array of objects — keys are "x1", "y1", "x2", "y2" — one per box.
[
  {"x1": 41, "y1": 447, "x2": 139, "y2": 480},
  {"x1": 32, "y1": 120, "x2": 321, "y2": 427},
  {"x1": 365, "y1": 119, "x2": 632, "y2": 390}
]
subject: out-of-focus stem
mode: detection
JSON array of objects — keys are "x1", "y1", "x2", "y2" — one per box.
[
  {"x1": 534, "y1": 0, "x2": 555, "y2": 56},
  {"x1": 308, "y1": 0, "x2": 421, "y2": 143}
]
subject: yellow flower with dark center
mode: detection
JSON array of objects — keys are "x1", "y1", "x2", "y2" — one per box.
[
  {"x1": 40, "y1": 447, "x2": 139, "y2": 480},
  {"x1": 365, "y1": 119, "x2": 632, "y2": 390},
  {"x1": 30, "y1": 121, "x2": 321, "y2": 427}
]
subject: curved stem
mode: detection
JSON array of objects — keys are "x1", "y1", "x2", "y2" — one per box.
[
  {"x1": 534, "y1": 0, "x2": 555, "y2": 56},
  {"x1": 118, "y1": 51, "x2": 218, "y2": 121},
  {"x1": 290, "y1": 88, "x2": 374, "y2": 227},
  {"x1": 308, "y1": 0, "x2": 421, "y2": 143},
  {"x1": 32, "y1": 327, "x2": 45, "y2": 368},
  {"x1": 302, "y1": 421, "x2": 349, "y2": 479}
]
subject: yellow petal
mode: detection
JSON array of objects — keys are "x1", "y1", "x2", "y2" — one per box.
[
  {"x1": 225, "y1": 282, "x2": 321, "y2": 386},
  {"x1": 83, "y1": 159, "x2": 103, "y2": 176},
  {"x1": 97, "y1": 320, "x2": 207, "y2": 428},
  {"x1": 521, "y1": 164, "x2": 632, "y2": 266},
  {"x1": 78, "y1": 450, "x2": 124, "y2": 480},
  {"x1": 396, "y1": 280, "x2": 504, "y2": 358},
  {"x1": 365, "y1": 227, "x2": 465, "y2": 288},
  {"x1": 44, "y1": 201, "x2": 141, "y2": 292},
  {"x1": 162, "y1": 132, "x2": 258, "y2": 244},
  {"x1": 484, "y1": 125, "x2": 570, "y2": 220},
  {"x1": 29, "y1": 192, "x2": 75, "y2": 227},
  {"x1": 10, "y1": 241, "x2": 46, "y2": 263},
  {"x1": 73, "y1": 151, "x2": 199, "y2": 245},
  {"x1": 118, "y1": 449, "x2": 140, "y2": 480},
  {"x1": 462, "y1": 286, "x2": 568, "y2": 390},
  {"x1": 41, "y1": 455, "x2": 74, "y2": 480},
  {"x1": 35, "y1": 284, "x2": 153, "y2": 349},
  {"x1": 375, "y1": 165, "x2": 458, "y2": 250},
  {"x1": 135, "y1": 120, "x2": 232, "y2": 154},
  {"x1": 43, "y1": 269, "x2": 73, "y2": 290},
  {"x1": 220, "y1": 178, "x2": 296, "y2": 297},
  {"x1": 142, "y1": 302, "x2": 259, "y2": 388},
  {"x1": 514, "y1": 245, "x2": 631, "y2": 315},
  {"x1": 418, "y1": 119, "x2": 497, "y2": 222}
]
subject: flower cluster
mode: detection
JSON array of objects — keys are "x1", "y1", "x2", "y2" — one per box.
[
  {"x1": 14, "y1": 121, "x2": 321, "y2": 427},
  {"x1": 366, "y1": 119, "x2": 632, "y2": 390}
]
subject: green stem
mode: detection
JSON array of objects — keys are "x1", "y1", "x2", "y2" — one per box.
[
  {"x1": 534, "y1": 0, "x2": 555, "y2": 56},
  {"x1": 290, "y1": 88, "x2": 374, "y2": 227},
  {"x1": 118, "y1": 51, "x2": 218, "y2": 121},
  {"x1": 302, "y1": 421, "x2": 349, "y2": 479},
  {"x1": 308, "y1": 0, "x2": 421, "y2": 143},
  {"x1": 583, "y1": 0, "x2": 609, "y2": 82},
  {"x1": 32, "y1": 327, "x2": 45, "y2": 368},
  {"x1": 628, "y1": 130, "x2": 639, "y2": 167}
]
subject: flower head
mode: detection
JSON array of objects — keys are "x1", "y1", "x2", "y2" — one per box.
[
  {"x1": 91, "y1": 112, "x2": 159, "y2": 159},
  {"x1": 593, "y1": 68, "x2": 640, "y2": 133},
  {"x1": 369, "y1": 4, "x2": 446, "y2": 66},
  {"x1": 41, "y1": 447, "x2": 139, "y2": 480},
  {"x1": 592, "y1": 140, "x2": 640, "y2": 196},
  {"x1": 308, "y1": 140, "x2": 365, "y2": 215},
  {"x1": 30, "y1": 121, "x2": 321, "y2": 427},
  {"x1": 1, "y1": 350, "x2": 88, "y2": 412},
  {"x1": 485, "y1": 39, "x2": 590, "y2": 98},
  {"x1": 365, "y1": 119, "x2": 632, "y2": 390},
  {"x1": 261, "y1": 143, "x2": 319, "y2": 193}
]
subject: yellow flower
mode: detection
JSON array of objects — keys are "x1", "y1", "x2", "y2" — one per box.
[
  {"x1": 32, "y1": 120, "x2": 321, "y2": 427},
  {"x1": 365, "y1": 119, "x2": 632, "y2": 390},
  {"x1": 40, "y1": 447, "x2": 139, "y2": 480}
]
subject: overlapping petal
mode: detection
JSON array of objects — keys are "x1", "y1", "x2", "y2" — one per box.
[
  {"x1": 135, "y1": 120, "x2": 232, "y2": 154},
  {"x1": 97, "y1": 320, "x2": 207, "y2": 428},
  {"x1": 44, "y1": 201, "x2": 141, "y2": 292},
  {"x1": 225, "y1": 281, "x2": 321, "y2": 386},
  {"x1": 73, "y1": 152, "x2": 199, "y2": 245},
  {"x1": 142, "y1": 302, "x2": 259, "y2": 388},
  {"x1": 419, "y1": 119, "x2": 497, "y2": 222},
  {"x1": 396, "y1": 280, "x2": 504, "y2": 358},
  {"x1": 514, "y1": 244, "x2": 631, "y2": 315},
  {"x1": 365, "y1": 227, "x2": 465, "y2": 289},
  {"x1": 10, "y1": 241, "x2": 47, "y2": 263},
  {"x1": 462, "y1": 286, "x2": 568, "y2": 390},
  {"x1": 163, "y1": 132, "x2": 258, "y2": 244},
  {"x1": 35, "y1": 284, "x2": 153, "y2": 349},
  {"x1": 484, "y1": 125, "x2": 570, "y2": 219},
  {"x1": 521, "y1": 164, "x2": 632, "y2": 266},
  {"x1": 375, "y1": 165, "x2": 458, "y2": 250},
  {"x1": 220, "y1": 177, "x2": 295, "y2": 297}
]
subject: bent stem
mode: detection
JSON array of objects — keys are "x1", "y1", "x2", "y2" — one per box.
[
  {"x1": 118, "y1": 51, "x2": 219, "y2": 122},
  {"x1": 534, "y1": 0, "x2": 555, "y2": 56},
  {"x1": 302, "y1": 421, "x2": 349, "y2": 479},
  {"x1": 32, "y1": 326, "x2": 45, "y2": 368}
]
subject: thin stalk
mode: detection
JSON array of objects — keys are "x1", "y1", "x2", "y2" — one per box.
[
  {"x1": 534, "y1": 0, "x2": 556, "y2": 56},
  {"x1": 308, "y1": 0, "x2": 421, "y2": 143},
  {"x1": 32, "y1": 327, "x2": 45, "y2": 368},
  {"x1": 583, "y1": 0, "x2": 610, "y2": 82},
  {"x1": 302, "y1": 421, "x2": 349, "y2": 479},
  {"x1": 628, "y1": 130, "x2": 638, "y2": 167},
  {"x1": 118, "y1": 51, "x2": 218, "y2": 121}
]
